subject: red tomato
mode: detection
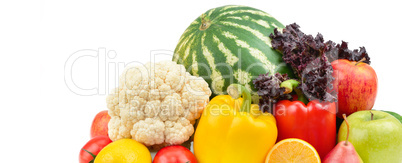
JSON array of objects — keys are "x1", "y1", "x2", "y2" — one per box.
[
  {"x1": 153, "y1": 145, "x2": 197, "y2": 163},
  {"x1": 79, "y1": 135, "x2": 112, "y2": 163}
]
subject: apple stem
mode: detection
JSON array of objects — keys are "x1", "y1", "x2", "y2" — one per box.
[
  {"x1": 370, "y1": 111, "x2": 374, "y2": 120},
  {"x1": 342, "y1": 114, "x2": 350, "y2": 146},
  {"x1": 355, "y1": 57, "x2": 367, "y2": 66}
]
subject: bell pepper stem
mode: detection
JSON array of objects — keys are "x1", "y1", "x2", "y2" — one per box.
[
  {"x1": 294, "y1": 89, "x2": 309, "y2": 105},
  {"x1": 280, "y1": 79, "x2": 308, "y2": 105},
  {"x1": 227, "y1": 84, "x2": 251, "y2": 113},
  {"x1": 280, "y1": 79, "x2": 300, "y2": 94}
]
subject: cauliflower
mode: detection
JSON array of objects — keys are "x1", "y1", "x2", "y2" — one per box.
[{"x1": 106, "y1": 60, "x2": 211, "y2": 148}]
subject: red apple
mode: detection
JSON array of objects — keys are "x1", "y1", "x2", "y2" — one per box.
[
  {"x1": 90, "y1": 110, "x2": 111, "y2": 138},
  {"x1": 331, "y1": 59, "x2": 377, "y2": 118}
]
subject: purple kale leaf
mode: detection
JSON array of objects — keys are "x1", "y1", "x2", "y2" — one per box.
[
  {"x1": 301, "y1": 55, "x2": 337, "y2": 102},
  {"x1": 270, "y1": 23, "x2": 341, "y2": 102},
  {"x1": 253, "y1": 73, "x2": 292, "y2": 113}
]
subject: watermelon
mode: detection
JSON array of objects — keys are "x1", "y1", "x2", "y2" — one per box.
[{"x1": 173, "y1": 5, "x2": 294, "y2": 99}]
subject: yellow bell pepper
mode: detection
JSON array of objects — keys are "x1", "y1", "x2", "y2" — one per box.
[{"x1": 194, "y1": 84, "x2": 278, "y2": 163}]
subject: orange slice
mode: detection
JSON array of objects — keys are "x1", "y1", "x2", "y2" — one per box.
[{"x1": 265, "y1": 138, "x2": 321, "y2": 163}]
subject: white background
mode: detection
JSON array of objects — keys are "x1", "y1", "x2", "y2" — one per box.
[{"x1": 1, "y1": 0, "x2": 401, "y2": 162}]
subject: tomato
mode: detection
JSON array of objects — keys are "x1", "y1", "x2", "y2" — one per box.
[
  {"x1": 153, "y1": 145, "x2": 197, "y2": 163},
  {"x1": 79, "y1": 136, "x2": 112, "y2": 163}
]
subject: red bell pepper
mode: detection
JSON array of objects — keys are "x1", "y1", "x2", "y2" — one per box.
[{"x1": 274, "y1": 100, "x2": 336, "y2": 159}]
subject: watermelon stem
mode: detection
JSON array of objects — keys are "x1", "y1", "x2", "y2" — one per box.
[{"x1": 199, "y1": 14, "x2": 211, "y2": 30}]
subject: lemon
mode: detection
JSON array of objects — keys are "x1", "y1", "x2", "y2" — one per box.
[{"x1": 94, "y1": 139, "x2": 151, "y2": 163}]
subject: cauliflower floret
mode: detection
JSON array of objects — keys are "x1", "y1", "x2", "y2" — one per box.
[
  {"x1": 131, "y1": 118, "x2": 165, "y2": 146},
  {"x1": 106, "y1": 60, "x2": 211, "y2": 148},
  {"x1": 164, "y1": 117, "x2": 194, "y2": 145}
]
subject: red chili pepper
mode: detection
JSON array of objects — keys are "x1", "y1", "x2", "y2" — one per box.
[{"x1": 274, "y1": 100, "x2": 336, "y2": 159}]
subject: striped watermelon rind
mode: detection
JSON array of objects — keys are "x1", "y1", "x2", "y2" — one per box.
[{"x1": 173, "y1": 5, "x2": 294, "y2": 100}]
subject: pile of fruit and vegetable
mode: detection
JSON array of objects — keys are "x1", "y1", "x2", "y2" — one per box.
[{"x1": 79, "y1": 5, "x2": 402, "y2": 163}]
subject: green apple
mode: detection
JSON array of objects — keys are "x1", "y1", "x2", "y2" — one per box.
[
  {"x1": 382, "y1": 110, "x2": 402, "y2": 124},
  {"x1": 338, "y1": 110, "x2": 402, "y2": 163}
]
